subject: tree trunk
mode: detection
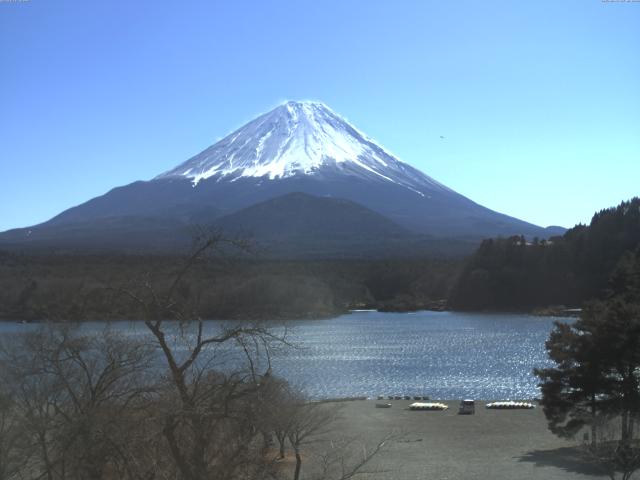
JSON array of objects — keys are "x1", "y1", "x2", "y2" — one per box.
[
  {"x1": 293, "y1": 448, "x2": 302, "y2": 480},
  {"x1": 276, "y1": 432, "x2": 286, "y2": 459},
  {"x1": 261, "y1": 431, "x2": 269, "y2": 452},
  {"x1": 189, "y1": 418, "x2": 209, "y2": 480},
  {"x1": 38, "y1": 430, "x2": 55, "y2": 480},
  {"x1": 621, "y1": 410, "x2": 630, "y2": 445},
  {"x1": 591, "y1": 394, "x2": 598, "y2": 448},
  {"x1": 163, "y1": 417, "x2": 194, "y2": 480}
]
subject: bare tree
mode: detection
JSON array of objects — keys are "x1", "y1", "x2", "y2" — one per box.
[
  {"x1": 0, "y1": 231, "x2": 393, "y2": 480},
  {"x1": 113, "y1": 232, "x2": 292, "y2": 480},
  {"x1": 282, "y1": 398, "x2": 398, "y2": 480},
  {"x1": 286, "y1": 401, "x2": 340, "y2": 480},
  {"x1": 0, "y1": 388, "x2": 26, "y2": 480},
  {"x1": 312, "y1": 434, "x2": 395, "y2": 480},
  {"x1": 0, "y1": 325, "x2": 156, "y2": 480}
]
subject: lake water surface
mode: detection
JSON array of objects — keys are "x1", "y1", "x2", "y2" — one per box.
[{"x1": 1, "y1": 311, "x2": 571, "y2": 400}]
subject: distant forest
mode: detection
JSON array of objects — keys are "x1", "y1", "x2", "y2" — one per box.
[
  {"x1": 449, "y1": 197, "x2": 640, "y2": 311},
  {"x1": 2, "y1": 198, "x2": 639, "y2": 321},
  {"x1": 0, "y1": 253, "x2": 459, "y2": 321}
]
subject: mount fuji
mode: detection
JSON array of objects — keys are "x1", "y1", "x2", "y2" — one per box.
[
  {"x1": 156, "y1": 100, "x2": 449, "y2": 196},
  {"x1": 0, "y1": 101, "x2": 562, "y2": 255}
]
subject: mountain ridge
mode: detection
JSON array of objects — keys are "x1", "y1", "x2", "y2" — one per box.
[{"x1": 0, "y1": 100, "x2": 565, "y2": 255}]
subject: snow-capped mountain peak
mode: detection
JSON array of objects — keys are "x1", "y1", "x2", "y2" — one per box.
[
  {"x1": 0, "y1": 100, "x2": 554, "y2": 252},
  {"x1": 156, "y1": 101, "x2": 449, "y2": 195}
]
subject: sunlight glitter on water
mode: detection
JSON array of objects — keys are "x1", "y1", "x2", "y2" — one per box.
[
  {"x1": 1, "y1": 310, "x2": 571, "y2": 401},
  {"x1": 268, "y1": 311, "x2": 569, "y2": 400}
]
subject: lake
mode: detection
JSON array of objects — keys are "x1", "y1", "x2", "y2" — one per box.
[{"x1": 1, "y1": 311, "x2": 570, "y2": 400}]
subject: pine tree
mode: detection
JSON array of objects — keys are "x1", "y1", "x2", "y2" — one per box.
[{"x1": 535, "y1": 250, "x2": 640, "y2": 479}]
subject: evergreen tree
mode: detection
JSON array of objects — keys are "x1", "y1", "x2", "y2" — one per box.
[
  {"x1": 451, "y1": 197, "x2": 640, "y2": 311},
  {"x1": 536, "y1": 251, "x2": 640, "y2": 479},
  {"x1": 534, "y1": 317, "x2": 612, "y2": 445}
]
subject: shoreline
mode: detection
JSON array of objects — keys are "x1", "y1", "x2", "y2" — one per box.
[
  {"x1": 319, "y1": 399, "x2": 603, "y2": 479},
  {"x1": 318, "y1": 397, "x2": 541, "y2": 404},
  {"x1": 0, "y1": 305, "x2": 579, "y2": 323}
]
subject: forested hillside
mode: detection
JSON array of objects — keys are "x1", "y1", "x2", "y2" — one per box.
[
  {"x1": 5, "y1": 199, "x2": 637, "y2": 320},
  {"x1": 450, "y1": 198, "x2": 640, "y2": 311},
  {"x1": 0, "y1": 252, "x2": 460, "y2": 321}
]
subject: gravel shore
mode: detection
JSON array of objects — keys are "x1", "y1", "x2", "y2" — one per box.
[{"x1": 319, "y1": 399, "x2": 607, "y2": 480}]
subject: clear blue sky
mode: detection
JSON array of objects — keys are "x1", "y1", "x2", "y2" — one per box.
[{"x1": 1, "y1": 0, "x2": 638, "y2": 231}]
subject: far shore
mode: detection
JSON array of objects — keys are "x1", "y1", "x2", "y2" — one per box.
[{"x1": 0, "y1": 305, "x2": 580, "y2": 323}]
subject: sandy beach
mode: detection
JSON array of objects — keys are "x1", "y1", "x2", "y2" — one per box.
[{"x1": 316, "y1": 399, "x2": 608, "y2": 480}]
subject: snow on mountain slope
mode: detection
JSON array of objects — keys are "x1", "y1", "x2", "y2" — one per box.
[
  {"x1": 0, "y1": 99, "x2": 557, "y2": 254},
  {"x1": 156, "y1": 101, "x2": 450, "y2": 197}
]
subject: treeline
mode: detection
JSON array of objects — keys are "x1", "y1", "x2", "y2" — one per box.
[
  {"x1": 450, "y1": 197, "x2": 640, "y2": 311},
  {"x1": 4, "y1": 197, "x2": 639, "y2": 319},
  {"x1": 0, "y1": 251, "x2": 461, "y2": 321}
]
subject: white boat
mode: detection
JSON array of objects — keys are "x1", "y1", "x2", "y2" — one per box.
[
  {"x1": 409, "y1": 402, "x2": 448, "y2": 411},
  {"x1": 485, "y1": 401, "x2": 535, "y2": 409}
]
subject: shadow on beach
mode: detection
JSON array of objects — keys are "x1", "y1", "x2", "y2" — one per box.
[{"x1": 517, "y1": 446, "x2": 606, "y2": 477}]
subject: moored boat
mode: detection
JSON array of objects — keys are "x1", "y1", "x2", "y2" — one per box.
[
  {"x1": 485, "y1": 401, "x2": 535, "y2": 409},
  {"x1": 409, "y1": 402, "x2": 448, "y2": 411}
]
